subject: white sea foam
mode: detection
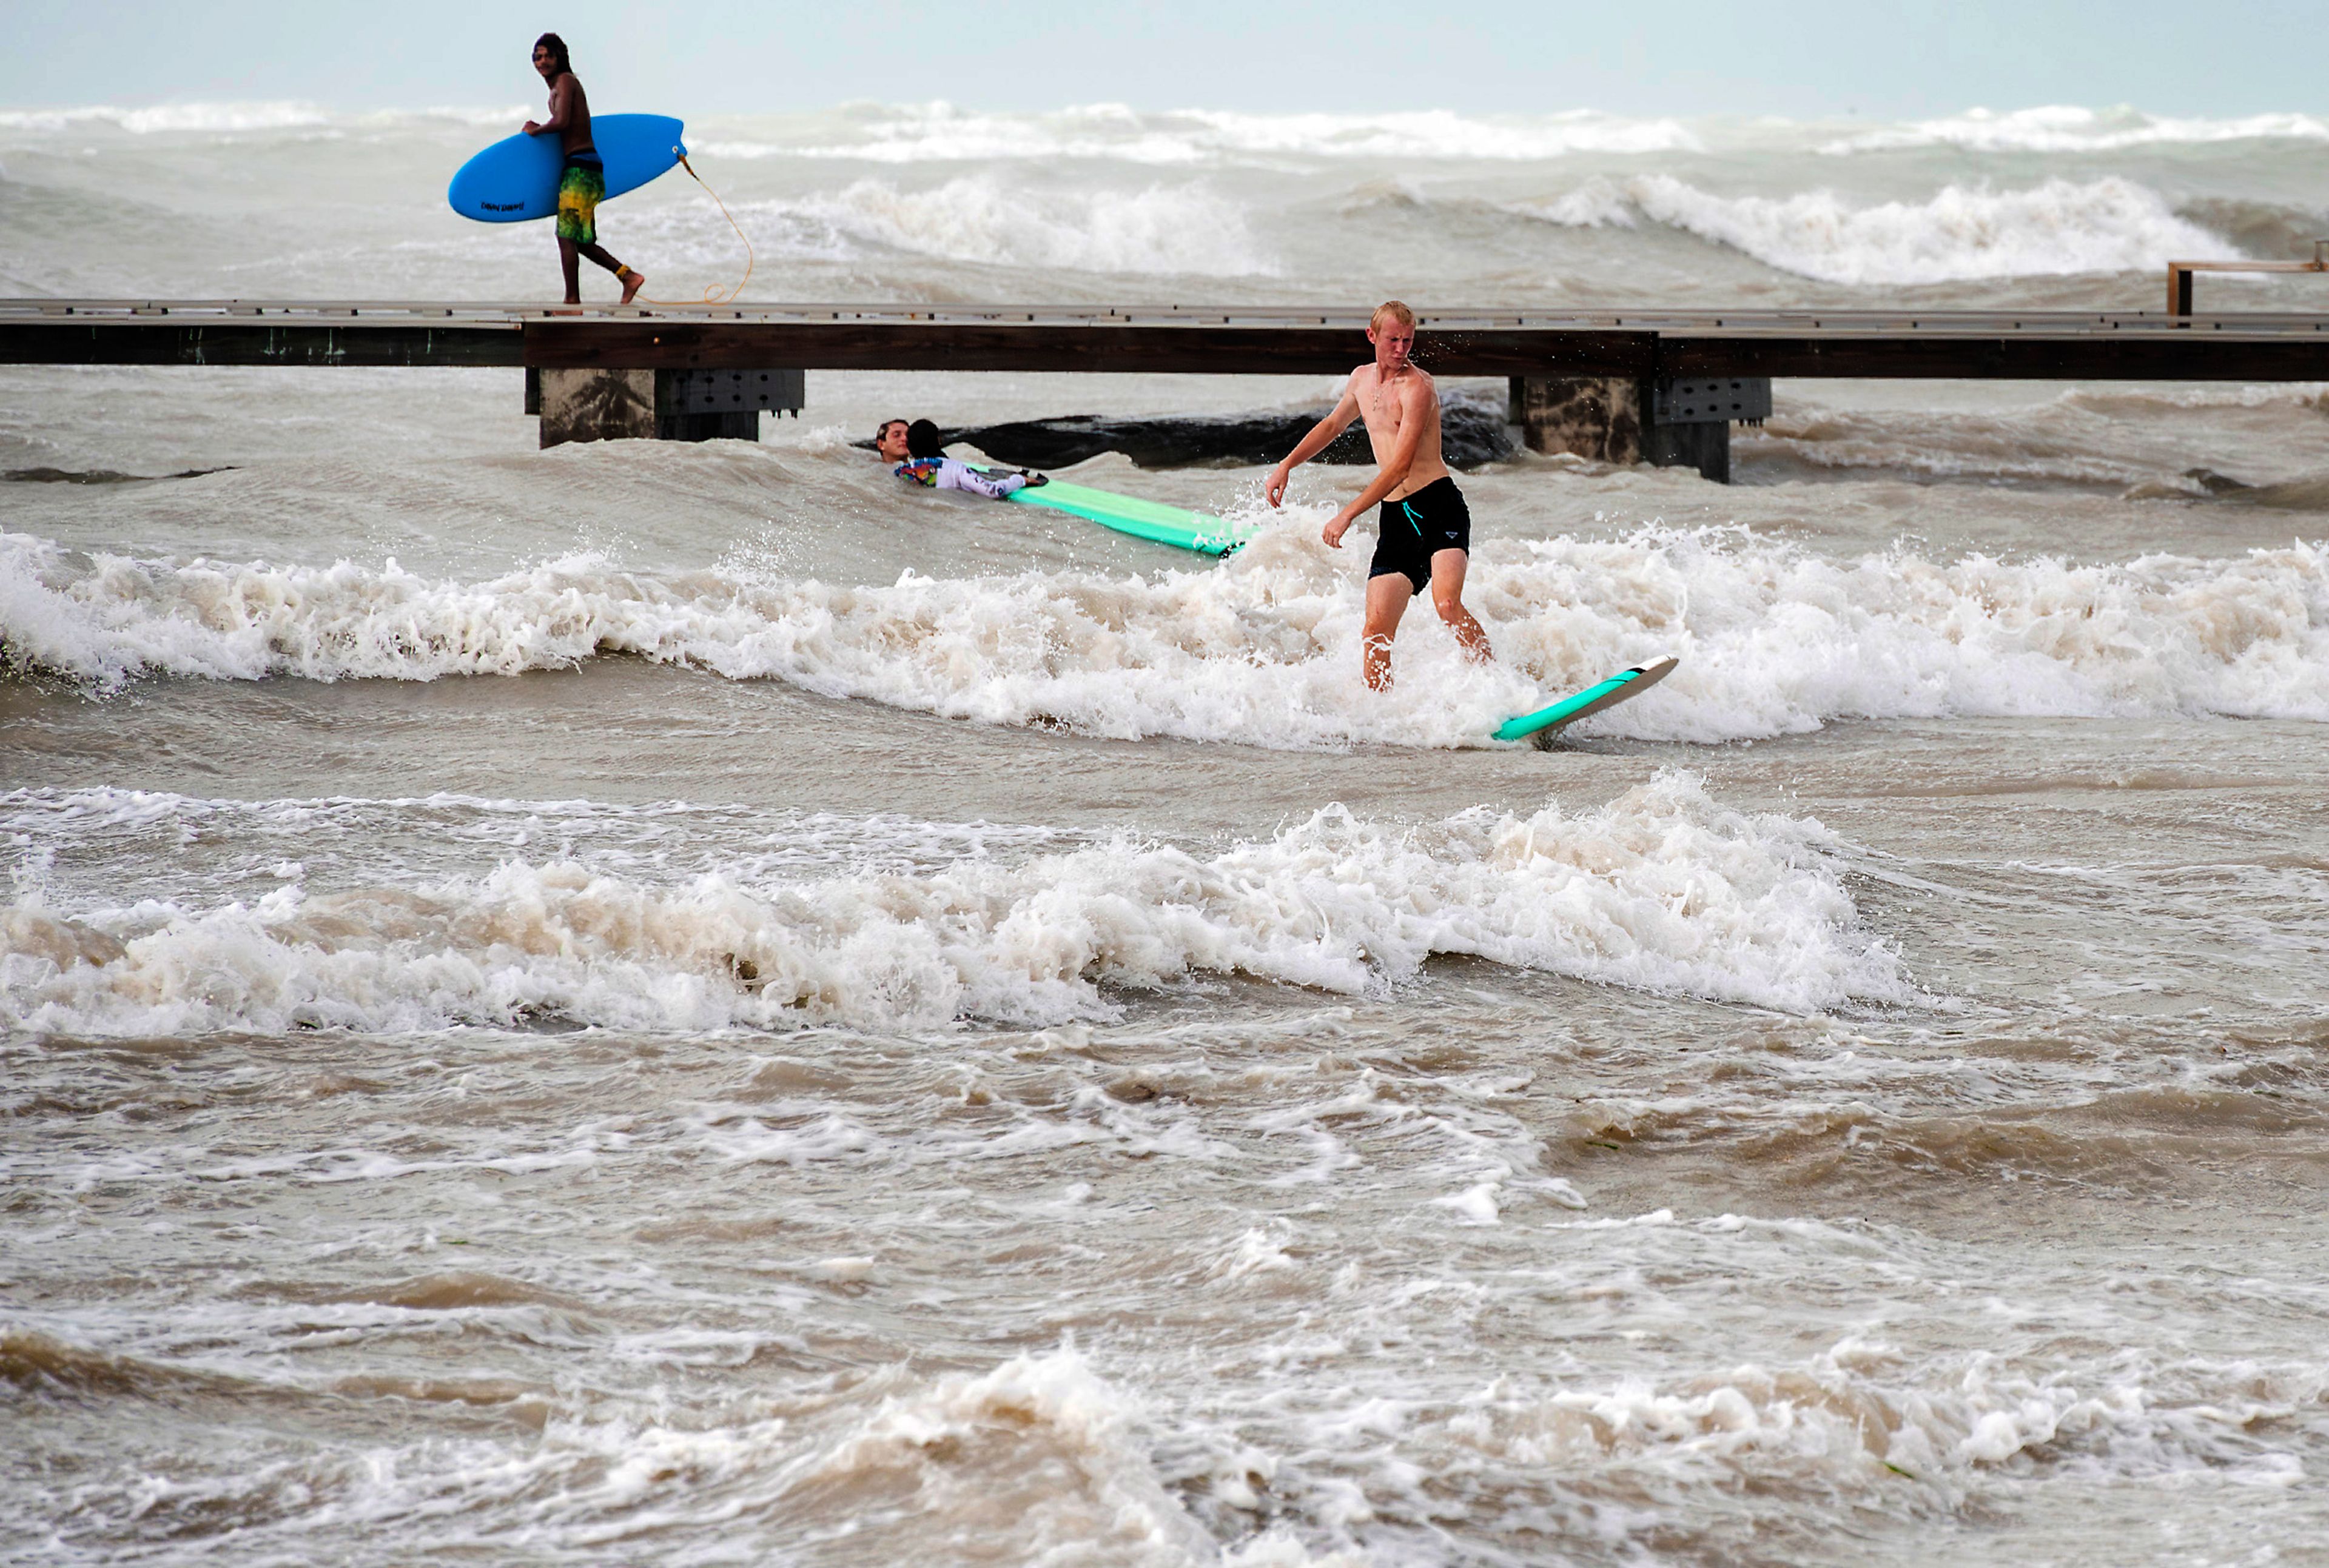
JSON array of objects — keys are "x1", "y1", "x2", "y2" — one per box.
[
  {"x1": 745, "y1": 176, "x2": 1274, "y2": 276},
  {"x1": 0, "y1": 101, "x2": 334, "y2": 135},
  {"x1": 1517, "y1": 175, "x2": 2227, "y2": 283},
  {"x1": 1429, "y1": 1338, "x2": 2314, "y2": 1495},
  {"x1": 710, "y1": 101, "x2": 1699, "y2": 166},
  {"x1": 1826, "y1": 104, "x2": 2329, "y2": 155},
  {"x1": 0, "y1": 771, "x2": 1908, "y2": 1035},
  {"x1": 7, "y1": 525, "x2": 2324, "y2": 744},
  {"x1": 0, "y1": 101, "x2": 535, "y2": 135},
  {"x1": 1171, "y1": 107, "x2": 1699, "y2": 161},
  {"x1": 700, "y1": 102, "x2": 1207, "y2": 167}
]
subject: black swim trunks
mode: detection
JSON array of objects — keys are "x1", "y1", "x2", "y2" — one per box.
[{"x1": 1369, "y1": 475, "x2": 1471, "y2": 592}]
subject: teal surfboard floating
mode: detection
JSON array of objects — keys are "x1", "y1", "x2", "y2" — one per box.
[
  {"x1": 447, "y1": 113, "x2": 687, "y2": 223},
  {"x1": 1004, "y1": 476, "x2": 1260, "y2": 557},
  {"x1": 1494, "y1": 655, "x2": 1679, "y2": 748}
]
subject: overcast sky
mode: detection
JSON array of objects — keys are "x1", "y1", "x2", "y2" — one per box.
[{"x1": 6, "y1": 0, "x2": 2319, "y2": 119}]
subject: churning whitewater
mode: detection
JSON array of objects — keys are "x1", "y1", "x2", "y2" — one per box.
[
  {"x1": 0, "y1": 774, "x2": 1909, "y2": 1036},
  {"x1": 5, "y1": 95, "x2": 2329, "y2": 1568},
  {"x1": 7, "y1": 526, "x2": 2325, "y2": 742}
]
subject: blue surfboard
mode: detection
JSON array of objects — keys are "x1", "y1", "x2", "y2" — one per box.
[{"x1": 447, "y1": 114, "x2": 687, "y2": 223}]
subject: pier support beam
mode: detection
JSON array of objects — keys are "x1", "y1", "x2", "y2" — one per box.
[
  {"x1": 1642, "y1": 420, "x2": 1730, "y2": 484},
  {"x1": 531, "y1": 366, "x2": 805, "y2": 449},
  {"x1": 1507, "y1": 375, "x2": 1769, "y2": 484}
]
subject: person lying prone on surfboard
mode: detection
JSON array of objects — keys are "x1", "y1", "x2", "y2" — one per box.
[
  {"x1": 874, "y1": 419, "x2": 1050, "y2": 499},
  {"x1": 523, "y1": 32, "x2": 645, "y2": 306}
]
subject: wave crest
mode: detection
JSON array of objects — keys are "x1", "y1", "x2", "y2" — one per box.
[
  {"x1": 1520, "y1": 175, "x2": 2226, "y2": 283},
  {"x1": 758, "y1": 175, "x2": 1274, "y2": 276},
  {"x1": 0, "y1": 101, "x2": 525, "y2": 135},
  {"x1": 9, "y1": 526, "x2": 2325, "y2": 742},
  {"x1": 0, "y1": 774, "x2": 1905, "y2": 1034},
  {"x1": 710, "y1": 101, "x2": 1699, "y2": 166},
  {"x1": 1824, "y1": 104, "x2": 2329, "y2": 155}
]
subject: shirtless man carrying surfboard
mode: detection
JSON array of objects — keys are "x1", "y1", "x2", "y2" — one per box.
[
  {"x1": 1265, "y1": 301, "x2": 1492, "y2": 691},
  {"x1": 523, "y1": 32, "x2": 645, "y2": 306}
]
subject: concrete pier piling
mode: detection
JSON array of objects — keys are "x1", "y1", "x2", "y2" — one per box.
[
  {"x1": 1508, "y1": 375, "x2": 1770, "y2": 483},
  {"x1": 1511, "y1": 377, "x2": 1645, "y2": 465},
  {"x1": 529, "y1": 366, "x2": 806, "y2": 449},
  {"x1": 534, "y1": 367, "x2": 654, "y2": 447}
]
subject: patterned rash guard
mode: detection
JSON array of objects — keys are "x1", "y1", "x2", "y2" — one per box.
[{"x1": 894, "y1": 457, "x2": 1027, "y2": 499}]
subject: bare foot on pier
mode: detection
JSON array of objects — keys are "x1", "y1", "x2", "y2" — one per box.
[{"x1": 618, "y1": 267, "x2": 645, "y2": 306}]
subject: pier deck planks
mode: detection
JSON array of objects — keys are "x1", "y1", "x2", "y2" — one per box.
[{"x1": 5, "y1": 300, "x2": 2329, "y2": 380}]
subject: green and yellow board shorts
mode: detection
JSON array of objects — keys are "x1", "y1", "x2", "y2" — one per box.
[{"x1": 556, "y1": 156, "x2": 605, "y2": 244}]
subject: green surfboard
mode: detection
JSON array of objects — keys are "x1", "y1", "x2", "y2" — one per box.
[
  {"x1": 1002, "y1": 475, "x2": 1260, "y2": 557},
  {"x1": 1495, "y1": 655, "x2": 1679, "y2": 748}
]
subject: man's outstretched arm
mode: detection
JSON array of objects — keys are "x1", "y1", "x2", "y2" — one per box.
[{"x1": 1265, "y1": 384, "x2": 1362, "y2": 506}]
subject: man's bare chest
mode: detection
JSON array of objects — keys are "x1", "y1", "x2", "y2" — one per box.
[{"x1": 1355, "y1": 377, "x2": 1406, "y2": 442}]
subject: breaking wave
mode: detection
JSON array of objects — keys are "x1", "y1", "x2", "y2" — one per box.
[
  {"x1": 1519, "y1": 174, "x2": 2228, "y2": 284},
  {"x1": 1824, "y1": 104, "x2": 2329, "y2": 155},
  {"x1": 0, "y1": 772, "x2": 1907, "y2": 1034},
  {"x1": 750, "y1": 175, "x2": 1274, "y2": 276},
  {"x1": 703, "y1": 102, "x2": 1700, "y2": 166},
  {"x1": 5, "y1": 525, "x2": 2324, "y2": 743},
  {"x1": 0, "y1": 101, "x2": 524, "y2": 135}
]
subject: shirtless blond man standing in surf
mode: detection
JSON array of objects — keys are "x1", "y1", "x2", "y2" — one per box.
[{"x1": 1266, "y1": 300, "x2": 1493, "y2": 691}]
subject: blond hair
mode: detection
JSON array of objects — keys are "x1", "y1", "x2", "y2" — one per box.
[{"x1": 1370, "y1": 300, "x2": 1416, "y2": 331}]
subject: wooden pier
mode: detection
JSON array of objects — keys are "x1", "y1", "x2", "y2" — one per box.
[
  {"x1": 8, "y1": 298, "x2": 2329, "y2": 480},
  {"x1": 9, "y1": 299, "x2": 2329, "y2": 378}
]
